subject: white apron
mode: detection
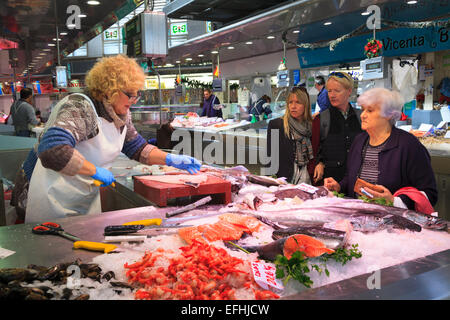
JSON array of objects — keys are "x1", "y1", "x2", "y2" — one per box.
[{"x1": 25, "y1": 93, "x2": 127, "y2": 223}]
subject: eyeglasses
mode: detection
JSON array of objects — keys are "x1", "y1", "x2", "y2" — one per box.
[
  {"x1": 329, "y1": 72, "x2": 350, "y2": 79},
  {"x1": 121, "y1": 90, "x2": 140, "y2": 103}
]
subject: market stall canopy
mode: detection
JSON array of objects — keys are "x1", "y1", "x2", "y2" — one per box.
[
  {"x1": 0, "y1": 0, "x2": 141, "y2": 77},
  {"x1": 164, "y1": 0, "x2": 450, "y2": 67}
]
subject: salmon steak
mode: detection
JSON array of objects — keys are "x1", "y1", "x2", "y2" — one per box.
[{"x1": 283, "y1": 234, "x2": 335, "y2": 259}]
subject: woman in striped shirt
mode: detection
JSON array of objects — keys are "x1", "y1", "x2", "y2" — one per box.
[{"x1": 324, "y1": 88, "x2": 437, "y2": 213}]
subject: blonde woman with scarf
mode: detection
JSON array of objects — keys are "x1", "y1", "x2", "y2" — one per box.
[{"x1": 267, "y1": 86, "x2": 316, "y2": 184}]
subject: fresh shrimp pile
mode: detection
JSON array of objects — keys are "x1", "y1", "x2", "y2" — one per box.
[{"x1": 124, "y1": 240, "x2": 280, "y2": 300}]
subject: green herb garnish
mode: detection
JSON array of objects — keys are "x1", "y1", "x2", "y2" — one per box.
[
  {"x1": 274, "y1": 244, "x2": 363, "y2": 288},
  {"x1": 358, "y1": 195, "x2": 393, "y2": 207},
  {"x1": 332, "y1": 191, "x2": 345, "y2": 198}
]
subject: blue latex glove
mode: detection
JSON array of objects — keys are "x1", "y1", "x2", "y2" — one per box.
[
  {"x1": 165, "y1": 154, "x2": 202, "y2": 174},
  {"x1": 91, "y1": 167, "x2": 116, "y2": 187}
]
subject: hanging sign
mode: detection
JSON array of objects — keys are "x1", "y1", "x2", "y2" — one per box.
[
  {"x1": 171, "y1": 23, "x2": 188, "y2": 35},
  {"x1": 297, "y1": 26, "x2": 449, "y2": 68},
  {"x1": 104, "y1": 28, "x2": 119, "y2": 41}
]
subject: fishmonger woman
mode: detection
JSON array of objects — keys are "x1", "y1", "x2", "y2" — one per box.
[{"x1": 22, "y1": 54, "x2": 201, "y2": 223}]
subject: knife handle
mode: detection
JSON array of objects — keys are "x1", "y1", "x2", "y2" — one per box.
[
  {"x1": 122, "y1": 218, "x2": 162, "y2": 226},
  {"x1": 73, "y1": 241, "x2": 117, "y2": 253},
  {"x1": 93, "y1": 180, "x2": 116, "y2": 188}
]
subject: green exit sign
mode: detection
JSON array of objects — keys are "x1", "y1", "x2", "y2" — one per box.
[{"x1": 171, "y1": 23, "x2": 188, "y2": 35}]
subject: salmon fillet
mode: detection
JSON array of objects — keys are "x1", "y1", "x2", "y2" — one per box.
[
  {"x1": 178, "y1": 226, "x2": 207, "y2": 245},
  {"x1": 283, "y1": 234, "x2": 335, "y2": 259},
  {"x1": 218, "y1": 213, "x2": 262, "y2": 233}
]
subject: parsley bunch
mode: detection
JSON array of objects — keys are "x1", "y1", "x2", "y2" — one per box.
[
  {"x1": 274, "y1": 244, "x2": 362, "y2": 288},
  {"x1": 358, "y1": 195, "x2": 393, "y2": 207}
]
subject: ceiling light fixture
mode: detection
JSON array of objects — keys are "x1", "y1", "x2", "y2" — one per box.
[
  {"x1": 87, "y1": 1, "x2": 100, "y2": 5},
  {"x1": 324, "y1": 22, "x2": 332, "y2": 25},
  {"x1": 186, "y1": 58, "x2": 192, "y2": 61},
  {"x1": 67, "y1": 24, "x2": 76, "y2": 29},
  {"x1": 407, "y1": 0, "x2": 417, "y2": 4},
  {"x1": 78, "y1": 14, "x2": 87, "y2": 18},
  {"x1": 48, "y1": 43, "x2": 56, "y2": 46},
  {"x1": 293, "y1": 30, "x2": 300, "y2": 33},
  {"x1": 361, "y1": 11, "x2": 370, "y2": 16},
  {"x1": 267, "y1": 36, "x2": 275, "y2": 39},
  {"x1": 175, "y1": 60, "x2": 181, "y2": 63},
  {"x1": 60, "y1": 32, "x2": 68, "y2": 36},
  {"x1": 227, "y1": 46, "x2": 234, "y2": 49},
  {"x1": 211, "y1": 50, "x2": 218, "y2": 54},
  {"x1": 198, "y1": 54, "x2": 204, "y2": 57},
  {"x1": 245, "y1": 41, "x2": 253, "y2": 44}
]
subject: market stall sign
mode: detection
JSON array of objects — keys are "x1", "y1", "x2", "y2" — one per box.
[
  {"x1": 171, "y1": 23, "x2": 188, "y2": 35},
  {"x1": 297, "y1": 25, "x2": 449, "y2": 68}
]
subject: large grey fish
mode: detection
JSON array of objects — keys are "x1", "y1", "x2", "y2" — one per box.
[
  {"x1": 236, "y1": 208, "x2": 422, "y2": 233},
  {"x1": 272, "y1": 226, "x2": 349, "y2": 249},
  {"x1": 315, "y1": 201, "x2": 448, "y2": 231}
]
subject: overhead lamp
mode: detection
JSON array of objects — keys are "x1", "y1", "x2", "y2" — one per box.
[
  {"x1": 267, "y1": 35, "x2": 275, "y2": 39},
  {"x1": 293, "y1": 30, "x2": 300, "y2": 33},
  {"x1": 227, "y1": 46, "x2": 234, "y2": 49},
  {"x1": 211, "y1": 50, "x2": 218, "y2": 54},
  {"x1": 48, "y1": 43, "x2": 56, "y2": 46},
  {"x1": 43, "y1": 48, "x2": 51, "y2": 51},
  {"x1": 245, "y1": 41, "x2": 253, "y2": 45},
  {"x1": 78, "y1": 14, "x2": 87, "y2": 18},
  {"x1": 361, "y1": 11, "x2": 370, "y2": 16},
  {"x1": 186, "y1": 58, "x2": 192, "y2": 61},
  {"x1": 52, "y1": 38, "x2": 62, "y2": 41},
  {"x1": 87, "y1": 1, "x2": 100, "y2": 5},
  {"x1": 67, "y1": 24, "x2": 76, "y2": 29},
  {"x1": 324, "y1": 22, "x2": 332, "y2": 25},
  {"x1": 407, "y1": 0, "x2": 417, "y2": 4},
  {"x1": 39, "y1": 52, "x2": 46, "y2": 55},
  {"x1": 175, "y1": 60, "x2": 181, "y2": 64},
  {"x1": 198, "y1": 54, "x2": 204, "y2": 57},
  {"x1": 60, "y1": 32, "x2": 68, "y2": 36}
]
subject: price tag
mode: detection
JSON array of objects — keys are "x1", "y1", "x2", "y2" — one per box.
[
  {"x1": 417, "y1": 123, "x2": 433, "y2": 132},
  {"x1": 251, "y1": 261, "x2": 284, "y2": 293},
  {"x1": 0, "y1": 247, "x2": 15, "y2": 259},
  {"x1": 298, "y1": 183, "x2": 319, "y2": 194}
]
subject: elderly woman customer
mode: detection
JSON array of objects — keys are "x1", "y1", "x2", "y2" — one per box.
[
  {"x1": 16, "y1": 54, "x2": 201, "y2": 223},
  {"x1": 325, "y1": 88, "x2": 437, "y2": 213},
  {"x1": 267, "y1": 87, "x2": 317, "y2": 184}
]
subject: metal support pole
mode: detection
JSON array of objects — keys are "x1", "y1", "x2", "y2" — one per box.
[
  {"x1": 54, "y1": 0, "x2": 61, "y2": 66},
  {"x1": 149, "y1": 59, "x2": 163, "y2": 126}
]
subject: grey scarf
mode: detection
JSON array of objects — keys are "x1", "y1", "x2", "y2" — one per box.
[{"x1": 288, "y1": 117, "x2": 314, "y2": 167}]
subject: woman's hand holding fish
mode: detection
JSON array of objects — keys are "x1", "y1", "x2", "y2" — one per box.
[
  {"x1": 364, "y1": 185, "x2": 394, "y2": 203},
  {"x1": 324, "y1": 177, "x2": 340, "y2": 192}
]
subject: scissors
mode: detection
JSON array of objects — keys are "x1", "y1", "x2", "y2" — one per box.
[{"x1": 32, "y1": 222, "x2": 81, "y2": 242}]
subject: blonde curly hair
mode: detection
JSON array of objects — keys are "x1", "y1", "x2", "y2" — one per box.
[{"x1": 85, "y1": 54, "x2": 145, "y2": 103}]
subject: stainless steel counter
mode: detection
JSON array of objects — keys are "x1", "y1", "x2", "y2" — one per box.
[{"x1": 1, "y1": 205, "x2": 449, "y2": 299}]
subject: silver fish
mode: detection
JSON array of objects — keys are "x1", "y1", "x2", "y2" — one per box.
[
  {"x1": 318, "y1": 201, "x2": 448, "y2": 231},
  {"x1": 234, "y1": 208, "x2": 421, "y2": 233}
]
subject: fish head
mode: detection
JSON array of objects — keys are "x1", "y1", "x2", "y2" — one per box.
[
  {"x1": 423, "y1": 216, "x2": 448, "y2": 230},
  {"x1": 349, "y1": 214, "x2": 391, "y2": 232}
]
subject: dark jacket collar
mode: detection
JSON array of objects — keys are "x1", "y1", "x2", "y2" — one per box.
[{"x1": 356, "y1": 126, "x2": 400, "y2": 152}]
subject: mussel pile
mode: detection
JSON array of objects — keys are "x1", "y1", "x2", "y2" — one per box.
[{"x1": 0, "y1": 260, "x2": 127, "y2": 300}]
